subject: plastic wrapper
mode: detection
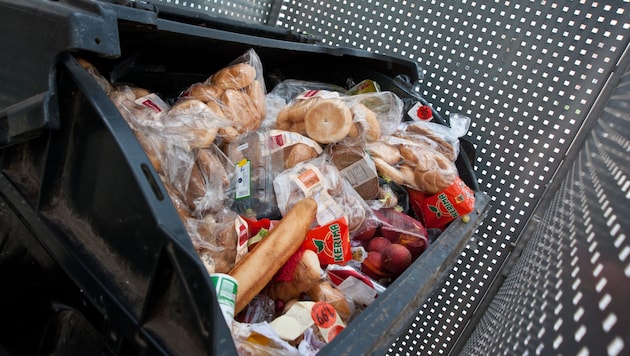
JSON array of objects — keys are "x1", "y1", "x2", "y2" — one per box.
[
  {"x1": 184, "y1": 207, "x2": 240, "y2": 274},
  {"x1": 396, "y1": 112, "x2": 471, "y2": 162},
  {"x1": 177, "y1": 48, "x2": 267, "y2": 147},
  {"x1": 353, "y1": 207, "x2": 429, "y2": 283},
  {"x1": 179, "y1": 144, "x2": 235, "y2": 218},
  {"x1": 367, "y1": 134, "x2": 459, "y2": 194},
  {"x1": 269, "y1": 129, "x2": 323, "y2": 170},
  {"x1": 408, "y1": 176, "x2": 476, "y2": 229},
  {"x1": 276, "y1": 155, "x2": 372, "y2": 232},
  {"x1": 268, "y1": 79, "x2": 347, "y2": 103},
  {"x1": 273, "y1": 89, "x2": 404, "y2": 146},
  {"x1": 325, "y1": 137, "x2": 379, "y2": 200},
  {"x1": 232, "y1": 322, "x2": 301, "y2": 356},
  {"x1": 226, "y1": 130, "x2": 284, "y2": 219},
  {"x1": 108, "y1": 85, "x2": 170, "y2": 173},
  {"x1": 372, "y1": 208, "x2": 429, "y2": 259},
  {"x1": 325, "y1": 264, "x2": 386, "y2": 308},
  {"x1": 163, "y1": 98, "x2": 232, "y2": 150},
  {"x1": 235, "y1": 295, "x2": 276, "y2": 324},
  {"x1": 297, "y1": 327, "x2": 327, "y2": 356}
]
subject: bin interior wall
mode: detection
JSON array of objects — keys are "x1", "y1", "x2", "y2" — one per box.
[{"x1": 269, "y1": 0, "x2": 630, "y2": 354}]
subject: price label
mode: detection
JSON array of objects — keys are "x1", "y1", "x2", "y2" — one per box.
[{"x1": 311, "y1": 301, "x2": 338, "y2": 329}]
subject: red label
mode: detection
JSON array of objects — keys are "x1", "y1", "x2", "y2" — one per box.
[
  {"x1": 271, "y1": 133, "x2": 284, "y2": 148},
  {"x1": 304, "y1": 217, "x2": 351, "y2": 265},
  {"x1": 141, "y1": 99, "x2": 163, "y2": 113},
  {"x1": 409, "y1": 177, "x2": 475, "y2": 228},
  {"x1": 311, "y1": 301, "x2": 337, "y2": 329}
]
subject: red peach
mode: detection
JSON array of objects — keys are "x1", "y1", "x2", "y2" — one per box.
[
  {"x1": 367, "y1": 236, "x2": 392, "y2": 254},
  {"x1": 361, "y1": 251, "x2": 389, "y2": 280},
  {"x1": 382, "y1": 243, "x2": 412, "y2": 276},
  {"x1": 397, "y1": 233, "x2": 428, "y2": 261},
  {"x1": 352, "y1": 218, "x2": 379, "y2": 241}
]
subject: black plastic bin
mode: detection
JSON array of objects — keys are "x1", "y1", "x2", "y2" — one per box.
[{"x1": 0, "y1": 1, "x2": 489, "y2": 355}]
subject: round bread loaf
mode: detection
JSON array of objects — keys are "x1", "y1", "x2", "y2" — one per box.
[{"x1": 304, "y1": 99, "x2": 353, "y2": 144}]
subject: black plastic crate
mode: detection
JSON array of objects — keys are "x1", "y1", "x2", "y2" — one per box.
[{"x1": 0, "y1": 1, "x2": 490, "y2": 354}]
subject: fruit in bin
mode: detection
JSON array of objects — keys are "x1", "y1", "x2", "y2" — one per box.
[
  {"x1": 382, "y1": 243, "x2": 412, "y2": 276},
  {"x1": 367, "y1": 236, "x2": 392, "y2": 254},
  {"x1": 361, "y1": 251, "x2": 390, "y2": 280},
  {"x1": 397, "y1": 233, "x2": 428, "y2": 261},
  {"x1": 352, "y1": 218, "x2": 379, "y2": 241}
]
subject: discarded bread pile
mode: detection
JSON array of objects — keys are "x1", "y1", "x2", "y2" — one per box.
[{"x1": 79, "y1": 49, "x2": 477, "y2": 354}]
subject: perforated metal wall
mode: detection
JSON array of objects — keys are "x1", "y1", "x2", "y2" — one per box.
[
  {"x1": 461, "y1": 68, "x2": 630, "y2": 355},
  {"x1": 275, "y1": 0, "x2": 630, "y2": 354},
  {"x1": 147, "y1": 0, "x2": 277, "y2": 23}
]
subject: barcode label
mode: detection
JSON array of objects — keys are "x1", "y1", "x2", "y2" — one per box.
[{"x1": 235, "y1": 160, "x2": 251, "y2": 200}]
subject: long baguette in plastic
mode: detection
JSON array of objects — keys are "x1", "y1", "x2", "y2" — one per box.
[{"x1": 229, "y1": 198, "x2": 318, "y2": 314}]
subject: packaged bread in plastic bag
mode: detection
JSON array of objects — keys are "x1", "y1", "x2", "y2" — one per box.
[
  {"x1": 179, "y1": 48, "x2": 267, "y2": 146},
  {"x1": 108, "y1": 85, "x2": 170, "y2": 173},
  {"x1": 225, "y1": 130, "x2": 284, "y2": 219},
  {"x1": 181, "y1": 144, "x2": 235, "y2": 218},
  {"x1": 367, "y1": 134, "x2": 459, "y2": 194},
  {"x1": 325, "y1": 137, "x2": 379, "y2": 200},
  {"x1": 273, "y1": 155, "x2": 369, "y2": 265},
  {"x1": 395, "y1": 113, "x2": 472, "y2": 162},
  {"x1": 273, "y1": 88, "x2": 404, "y2": 146}
]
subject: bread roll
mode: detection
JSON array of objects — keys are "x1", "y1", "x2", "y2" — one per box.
[
  {"x1": 285, "y1": 143, "x2": 319, "y2": 169},
  {"x1": 308, "y1": 280, "x2": 352, "y2": 321},
  {"x1": 185, "y1": 148, "x2": 230, "y2": 215},
  {"x1": 304, "y1": 99, "x2": 353, "y2": 144},
  {"x1": 211, "y1": 62, "x2": 257, "y2": 90},
  {"x1": 186, "y1": 83, "x2": 224, "y2": 104},
  {"x1": 276, "y1": 98, "x2": 320, "y2": 134},
  {"x1": 350, "y1": 103, "x2": 381, "y2": 142},
  {"x1": 221, "y1": 89, "x2": 261, "y2": 133},
  {"x1": 168, "y1": 99, "x2": 221, "y2": 148},
  {"x1": 267, "y1": 250, "x2": 323, "y2": 302},
  {"x1": 247, "y1": 80, "x2": 266, "y2": 121},
  {"x1": 404, "y1": 124, "x2": 457, "y2": 161},
  {"x1": 373, "y1": 157, "x2": 405, "y2": 185},
  {"x1": 367, "y1": 141, "x2": 402, "y2": 166}
]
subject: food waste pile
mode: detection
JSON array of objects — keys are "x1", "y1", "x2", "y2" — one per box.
[{"x1": 79, "y1": 48, "x2": 477, "y2": 355}]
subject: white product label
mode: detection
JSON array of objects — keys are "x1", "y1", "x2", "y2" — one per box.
[
  {"x1": 340, "y1": 156, "x2": 378, "y2": 188},
  {"x1": 135, "y1": 93, "x2": 170, "y2": 114},
  {"x1": 291, "y1": 164, "x2": 344, "y2": 225},
  {"x1": 295, "y1": 89, "x2": 341, "y2": 100},
  {"x1": 234, "y1": 159, "x2": 251, "y2": 200},
  {"x1": 269, "y1": 129, "x2": 323, "y2": 154}
]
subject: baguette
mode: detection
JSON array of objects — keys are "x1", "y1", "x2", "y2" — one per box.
[{"x1": 229, "y1": 198, "x2": 318, "y2": 313}]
